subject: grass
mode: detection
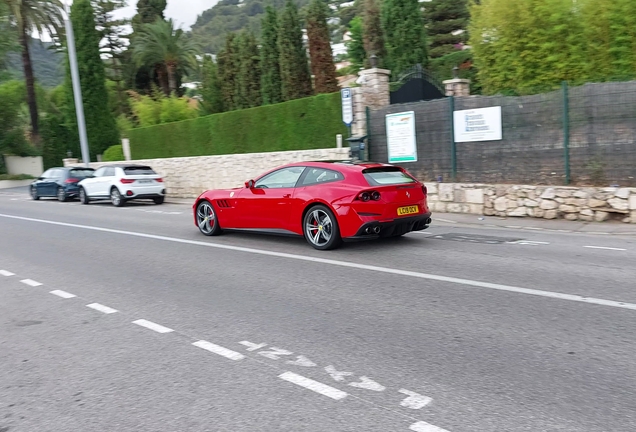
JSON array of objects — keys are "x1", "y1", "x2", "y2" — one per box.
[{"x1": 0, "y1": 174, "x2": 35, "y2": 181}]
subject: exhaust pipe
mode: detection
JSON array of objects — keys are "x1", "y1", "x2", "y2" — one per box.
[
  {"x1": 373, "y1": 226, "x2": 381, "y2": 234},
  {"x1": 365, "y1": 227, "x2": 372, "y2": 234}
]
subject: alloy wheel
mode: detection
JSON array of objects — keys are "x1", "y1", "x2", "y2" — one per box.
[
  {"x1": 305, "y1": 209, "x2": 333, "y2": 247},
  {"x1": 196, "y1": 201, "x2": 216, "y2": 235}
]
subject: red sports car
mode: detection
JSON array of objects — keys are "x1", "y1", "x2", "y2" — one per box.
[{"x1": 192, "y1": 161, "x2": 432, "y2": 250}]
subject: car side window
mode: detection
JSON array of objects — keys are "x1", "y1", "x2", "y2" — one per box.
[
  {"x1": 93, "y1": 167, "x2": 106, "y2": 177},
  {"x1": 300, "y1": 168, "x2": 344, "y2": 186},
  {"x1": 255, "y1": 167, "x2": 305, "y2": 189},
  {"x1": 52, "y1": 169, "x2": 64, "y2": 179},
  {"x1": 103, "y1": 167, "x2": 115, "y2": 177},
  {"x1": 41, "y1": 169, "x2": 53, "y2": 178}
]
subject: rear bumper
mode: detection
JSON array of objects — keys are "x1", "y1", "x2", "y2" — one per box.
[{"x1": 346, "y1": 212, "x2": 432, "y2": 240}]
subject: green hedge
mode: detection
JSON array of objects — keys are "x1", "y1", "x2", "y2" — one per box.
[
  {"x1": 103, "y1": 144, "x2": 125, "y2": 161},
  {"x1": 127, "y1": 92, "x2": 348, "y2": 159}
]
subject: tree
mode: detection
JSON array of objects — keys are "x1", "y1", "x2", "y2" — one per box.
[
  {"x1": 278, "y1": 0, "x2": 312, "y2": 101},
  {"x1": 260, "y1": 6, "x2": 282, "y2": 105},
  {"x1": 132, "y1": 0, "x2": 166, "y2": 31},
  {"x1": 606, "y1": 0, "x2": 636, "y2": 79},
  {"x1": 346, "y1": 16, "x2": 365, "y2": 71},
  {"x1": 362, "y1": 0, "x2": 385, "y2": 67},
  {"x1": 381, "y1": 0, "x2": 428, "y2": 74},
  {"x1": 199, "y1": 55, "x2": 224, "y2": 114},
  {"x1": 306, "y1": 0, "x2": 338, "y2": 94},
  {"x1": 0, "y1": 2, "x2": 17, "y2": 76},
  {"x1": 423, "y1": 0, "x2": 469, "y2": 59},
  {"x1": 236, "y1": 31, "x2": 261, "y2": 108},
  {"x1": 217, "y1": 32, "x2": 239, "y2": 110},
  {"x1": 1, "y1": 0, "x2": 63, "y2": 144},
  {"x1": 64, "y1": 0, "x2": 119, "y2": 159},
  {"x1": 469, "y1": 0, "x2": 587, "y2": 95},
  {"x1": 133, "y1": 18, "x2": 200, "y2": 95}
]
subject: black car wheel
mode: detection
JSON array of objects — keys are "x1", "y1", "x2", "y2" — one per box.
[
  {"x1": 30, "y1": 186, "x2": 39, "y2": 200},
  {"x1": 153, "y1": 196, "x2": 165, "y2": 205},
  {"x1": 196, "y1": 200, "x2": 221, "y2": 236},
  {"x1": 303, "y1": 205, "x2": 342, "y2": 250},
  {"x1": 79, "y1": 187, "x2": 89, "y2": 205},
  {"x1": 110, "y1": 187, "x2": 125, "y2": 207},
  {"x1": 57, "y1": 187, "x2": 67, "y2": 202}
]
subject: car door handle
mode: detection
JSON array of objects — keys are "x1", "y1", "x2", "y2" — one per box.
[{"x1": 283, "y1": 194, "x2": 291, "y2": 198}]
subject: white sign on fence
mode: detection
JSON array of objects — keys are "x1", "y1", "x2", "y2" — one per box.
[
  {"x1": 386, "y1": 111, "x2": 417, "y2": 163},
  {"x1": 453, "y1": 106, "x2": 502, "y2": 142},
  {"x1": 341, "y1": 88, "x2": 353, "y2": 126}
]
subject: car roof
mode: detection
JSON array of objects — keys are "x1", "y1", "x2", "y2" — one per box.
[
  {"x1": 105, "y1": 164, "x2": 153, "y2": 169},
  {"x1": 284, "y1": 160, "x2": 395, "y2": 173}
]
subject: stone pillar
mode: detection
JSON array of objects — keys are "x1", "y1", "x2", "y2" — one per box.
[
  {"x1": 443, "y1": 78, "x2": 471, "y2": 97},
  {"x1": 350, "y1": 67, "x2": 391, "y2": 137}
]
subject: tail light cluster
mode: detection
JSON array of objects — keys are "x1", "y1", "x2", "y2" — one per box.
[
  {"x1": 422, "y1": 185, "x2": 427, "y2": 195},
  {"x1": 120, "y1": 178, "x2": 135, "y2": 184},
  {"x1": 356, "y1": 190, "x2": 381, "y2": 202},
  {"x1": 65, "y1": 178, "x2": 79, "y2": 184}
]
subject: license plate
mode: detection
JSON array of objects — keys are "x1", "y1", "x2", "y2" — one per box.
[
  {"x1": 397, "y1": 205, "x2": 419, "y2": 216},
  {"x1": 139, "y1": 180, "x2": 152, "y2": 184}
]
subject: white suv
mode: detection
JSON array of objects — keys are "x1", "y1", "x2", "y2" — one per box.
[{"x1": 78, "y1": 164, "x2": 166, "y2": 207}]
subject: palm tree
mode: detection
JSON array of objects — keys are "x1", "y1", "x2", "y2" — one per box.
[
  {"x1": 2, "y1": 0, "x2": 63, "y2": 144},
  {"x1": 133, "y1": 18, "x2": 200, "y2": 96}
]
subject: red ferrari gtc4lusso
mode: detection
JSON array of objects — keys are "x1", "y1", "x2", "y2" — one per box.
[{"x1": 192, "y1": 161, "x2": 432, "y2": 250}]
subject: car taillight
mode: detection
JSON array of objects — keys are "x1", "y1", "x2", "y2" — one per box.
[
  {"x1": 65, "y1": 178, "x2": 79, "y2": 184},
  {"x1": 156, "y1": 178, "x2": 164, "y2": 182},
  {"x1": 357, "y1": 191, "x2": 381, "y2": 201},
  {"x1": 422, "y1": 185, "x2": 427, "y2": 195},
  {"x1": 120, "y1": 178, "x2": 135, "y2": 184}
]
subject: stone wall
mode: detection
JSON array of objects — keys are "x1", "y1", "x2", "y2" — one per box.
[
  {"x1": 64, "y1": 148, "x2": 350, "y2": 198},
  {"x1": 425, "y1": 183, "x2": 636, "y2": 224}
]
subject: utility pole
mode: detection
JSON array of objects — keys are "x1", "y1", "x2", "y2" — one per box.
[{"x1": 63, "y1": 1, "x2": 91, "y2": 167}]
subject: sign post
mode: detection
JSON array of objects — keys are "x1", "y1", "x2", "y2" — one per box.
[
  {"x1": 341, "y1": 88, "x2": 353, "y2": 137},
  {"x1": 453, "y1": 106, "x2": 502, "y2": 143}
]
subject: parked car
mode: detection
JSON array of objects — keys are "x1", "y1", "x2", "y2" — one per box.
[
  {"x1": 78, "y1": 164, "x2": 166, "y2": 207},
  {"x1": 30, "y1": 166, "x2": 96, "y2": 202},
  {"x1": 192, "y1": 161, "x2": 432, "y2": 250}
]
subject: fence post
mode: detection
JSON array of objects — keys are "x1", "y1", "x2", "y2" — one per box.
[
  {"x1": 365, "y1": 106, "x2": 371, "y2": 161},
  {"x1": 562, "y1": 81, "x2": 571, "y2": 185},
  {"x1": 449, "y1": 96, "x2": 457, "y2": 181}
]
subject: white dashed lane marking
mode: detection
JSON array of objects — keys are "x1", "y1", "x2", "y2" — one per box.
[
  {"x1": 132, "y1": 319, "x2": 174, "y2": 333},
  {"x1": 86, "y1": 303, "x2": 118, "y2": 314},
  {"x1": 279, "y1": 371, "x2": 348, "y2": 401},
  {"x1": 0, "y1": 270, "x2": 15, "y2": 276},
  {"x1": 192, "y1": 340, "x2": 245, "y2": 361},
  {"x1": 584, "y1": 246, "x2": 627, "y2": 251},
  {"x1": 410, "y1": 421, "x2": 451, "y2": 432},
  {"x1": 50, "y1": 290, "x2": 77, "y2": 299},
  {"x1": 20, "y1": 279, "x2": 42, "y2": 287}
]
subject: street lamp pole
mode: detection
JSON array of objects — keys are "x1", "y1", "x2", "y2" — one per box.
[{"x1": 63, "y1": 1, "x2": 91, "y2": 167}]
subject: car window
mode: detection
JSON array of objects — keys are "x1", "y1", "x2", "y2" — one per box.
[
  {"x1": 255, "y1": 166, "x2": 305, "y2": 189},
  {"x1": 301, "y1": 168, "x2": 344, "y2": 186},
  {"x1": 41, "y1": 169, "x2": 53, "y2": 178},
  {"x1": 69, "y1": 168, "x2": 94, "y2": 178},
  {"x1": 93, "y1": 167, "x2": 106, "y2": 177},
  {"x1": 52, "y1": 169, "x2": 64, "y2": 179},
  {"x1": 103, "y1": 167, "x2": 116, "y2": 177},
  {"x1": 124, "y1": 166, "x2": 156, "y2": 176},
  {"x1": 363, "y1": 167, "x2": 417, "y2": 186}
]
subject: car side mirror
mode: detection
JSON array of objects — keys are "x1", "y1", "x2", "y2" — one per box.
[
  {"x1": 37, "y1": 177, "x2": 44, "y2": 180},
  {"x1": 246, "y1": 180, "x2": 255, "y2": 188}
]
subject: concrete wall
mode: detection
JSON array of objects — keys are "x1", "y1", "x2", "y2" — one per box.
[
  {"x1": 425, "y1": 183, "x2": 636, "y2": 224},
  {"x1": 64, "y1": 147, "x2": 351, "y2": 199},
  {"x1": 4, "y1": 156, "x2": 43, "y2": 177}
]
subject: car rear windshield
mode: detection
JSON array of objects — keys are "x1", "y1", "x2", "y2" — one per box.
[
  {"x1": 124, "y1": 166, "x2": 156, "y2": 175},
  {"x1": 69, "y1": 168, "x2": 94, "y2": 178},
  {"x1": 363, "y1": 167, "x2": 416, "y2": 186}
]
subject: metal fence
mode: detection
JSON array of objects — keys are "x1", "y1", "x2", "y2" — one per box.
[{"x1": 367, "y1": 81, "x2": 636, "y2": 186}]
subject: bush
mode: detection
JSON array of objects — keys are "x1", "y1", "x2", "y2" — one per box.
[
  {"x1": 127, "y1": 92, "x2": 348, "y2": 159},
  {"x1": 0, "y1": 174, "x2": 35, "y2": 181},
  {"x1": 103, "y1": 144, "x2": 125, "y2": 162}
]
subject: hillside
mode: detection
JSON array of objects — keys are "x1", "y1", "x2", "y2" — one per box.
[
  {"x1": 5, "y1": 38, "x2": 64, "y2": 88},
  {"x1": 190, "y1": 0, "x2": 359, "y2": 54}
]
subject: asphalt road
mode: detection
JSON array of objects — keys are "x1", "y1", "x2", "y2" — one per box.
[{"x1": 1, "y1": 188, "x2": 635, "y2": 432}]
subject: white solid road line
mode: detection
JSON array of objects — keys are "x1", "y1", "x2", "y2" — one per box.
[
  {"x1": 279, "y1": 371, "x2": 348, "y2": 401},
  {"x1": 409, "y1": 421, "x2": 451, "y2": 432},
  {"x1": 584, "y1": 246, "x2": 627, "y2": 251},
  {"x1": 86, "y1": 303, "x2": 118, "y2": 314},
  {"x1": 132, "y1": 319, "x2": 174, "y2": 333},
  {"x1": 192, "y1": 340, "x2": 245, "y2": 361},
  {"x1": 2, "y1": 213, "x2": 636, "y2": 312},
  {"x1": 20, "y1": 279, "x2": 42, "y2": 287},
  {"x1": 0, "y1": 270, "x2": 15, "y2": 276},
  {"x1": 50, "y1": 290, "x2": 76, "y2": 299}
]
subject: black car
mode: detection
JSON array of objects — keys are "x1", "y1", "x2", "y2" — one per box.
[{"x1": 30, "y1": 167, "x2": 96, "y2": 202}]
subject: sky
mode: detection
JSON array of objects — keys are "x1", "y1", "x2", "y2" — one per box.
[{"x1": 112, "y1": 0, "x2": 216, "y2": 30}]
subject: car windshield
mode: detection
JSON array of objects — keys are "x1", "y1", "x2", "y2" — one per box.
[
  {"x1": 124, "y1": 166, "x2": 156, "y2": 175},
  {"x1": 363, "y1": 167, "x2": 416, "y2": 186},
  {"x1": 69, "y1": 169, "x2": 94, "y2": 178}
]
